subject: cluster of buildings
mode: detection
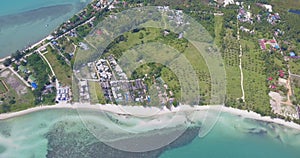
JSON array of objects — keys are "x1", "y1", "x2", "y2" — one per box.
[
  {"x1": 267, "y1": 70, "x2": 287, "y2": 90},
  {"x1": 92, "y1": 56, "x2": 149, "y2": 105},
  {"x1": 274, "y1": 29, "x2": 284, "y2": 37},
  {"x1": 259, "y1": 39, "x2": 280, "y2": 50},
  {"x1": 93, "y1": 58, "x2": 113, "y2": 101},
  {"x1": 154, "y1": 78, "x2": 176, "y2": 106},
  {"x1": 256, "y1": 3, "x2": 273, "y2": 12},
  {"x1": 56, "y1": 86, "x2": 71, "y2": 103},
  {"x1": 157, "y1": 6, "x2": 186, "y2": 26},
  {"x1": 267, "y1": 13, "x2": 281, "y2": 25},
  {"x1": 233, "y1": 2, "x2": 281, "y2": 26},
  {"x1": 237, "y1": 7, "x2": 253, "y2": 23},
  {"x1": 255, "y1": 3, "x2": 280, "y2": 25},
  {"x1": 110, "y1": 79, "x2": 148, "y2": 104},
  {"x1": 107, "y1": 56, "x2": 127, "y2": 80},
  {"x1": 53, "y1": 0, "x2": 114, "y2": 37},
  {"x1": 95, "y1": 59, "x2": 112, "y2": 82},
  {"x1": 214, "y1": 0, "x2": 235, "y2": 7},
  {"x1": 93, "y1": 0, "x2": 119, "y2": 11}
]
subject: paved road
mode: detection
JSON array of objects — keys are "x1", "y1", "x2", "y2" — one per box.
[{"x1": 291, "y1": 73, "x2": 300, "y2": 78}]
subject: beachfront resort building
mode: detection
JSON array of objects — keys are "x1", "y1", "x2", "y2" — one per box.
[{"x1": 56, "y1": 86, "x2": 71, "y2": 103}]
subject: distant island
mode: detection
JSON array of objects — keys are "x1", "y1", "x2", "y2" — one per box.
[{"x1": 0, "y1": 0, "x2": 300, "y2": 126}]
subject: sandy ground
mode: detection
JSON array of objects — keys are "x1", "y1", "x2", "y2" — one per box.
[{"x1": 1, "y1": 103, "x2": 300, "y2": 131}]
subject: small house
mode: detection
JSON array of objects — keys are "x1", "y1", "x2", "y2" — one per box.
[
  {"x1": 290, "y1": 52, "x2": 296, "y2": 57},
  {"x1": 31, "y1": 82, "x2": 38, "y2": 89}
]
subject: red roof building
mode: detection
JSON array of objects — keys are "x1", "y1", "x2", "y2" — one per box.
[{"x1": 268, "y1": 77, "x2": 273, "y2": 81}]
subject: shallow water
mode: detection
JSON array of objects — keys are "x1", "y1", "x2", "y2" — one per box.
[
  {"x1": 0, "y1": 108, "x2": 300, "y2": 158},
  {"x1": 0, "y1": 0, "x2": 91, "y2": 57},
  {"x1": 160, "y1": 112, "x2": 300, "y2": 158}
]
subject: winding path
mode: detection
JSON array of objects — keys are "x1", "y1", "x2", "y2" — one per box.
[{"x1": 37, "y1": 50, "x2": 59, "y2": 89}]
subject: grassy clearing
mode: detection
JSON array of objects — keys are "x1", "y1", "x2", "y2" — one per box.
[
  {"x1": 292, "y1": 76, "x2": 300, "y2": 104},
  {"x1": 45, "y1": 46, "x2": 72, "y2": 86},
  {"x1": 103, "y1": 28, "x2": 161, "y2": 59},
  {"x1": 214, "y1": 15, "x2": 224, "y2": 47},
  {"x1": 103, "y1": 27, "x2": 211, "y2": 104},
  {"x1": 290, "y1": 60, "x2": 300, "y2": 75},
  {"x1": 271, "y1": 0, "x2": 300, "y2": 11},
  {"x1": 225, "y1": 66, "x2": 242, "y2": 99},
  {"x1": 243, "y1": 69, "x2": 270, "y2": 113},
  {"x1": 0, "y1": 71, "x2": 35, "y2": 113},
  {"x1": 0, "y1": 80, "x2": 8, "y2": 94},
  {"x1": 71, "y1": 75, "x2": 80, "y2": 102},
  {"x1": 181, "y1": 42, "x2": 211, "y2": 104},
  {"x1": 88, "y1": 81, "x2": 106, "y2": 104}
]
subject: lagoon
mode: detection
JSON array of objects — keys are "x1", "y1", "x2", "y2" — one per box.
[{"x1": 0, "y1": 0, "x2": 91, "y2": 57}]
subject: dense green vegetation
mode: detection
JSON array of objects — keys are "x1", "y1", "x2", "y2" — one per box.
[
  {"x1": 27, "y1": 53, "x2": 55, "y2": 105},
  {"x1": 102, "y1": 27, "x2": 211, "y2": 105},
  {"x1": 76, "y1": 24, "x2": 93, "y2": 38}
]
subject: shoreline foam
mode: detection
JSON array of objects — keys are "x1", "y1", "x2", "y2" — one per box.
[{"x1": 0, "y1": 103, "x2": 299, "y2": 131}]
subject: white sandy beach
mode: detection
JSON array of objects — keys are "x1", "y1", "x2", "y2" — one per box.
[{"x1": 1, "y1": 103, "x2": 300, "y2": 131}]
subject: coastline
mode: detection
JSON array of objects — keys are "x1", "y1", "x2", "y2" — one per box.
[
  {"x1": 0, "y1": 0, "x2": 299, "y2": 136},
  {"x1": 1, "y1": 103, "x2": 300, "y2": 131}
]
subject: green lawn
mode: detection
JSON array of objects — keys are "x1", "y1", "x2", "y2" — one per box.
[
  {"x1": 243, "y1": 69, "x2": 271, "y2": 114},
  {"x1": 225, "y1": 66, "x2": 242, "y2": 99},
  {"x1": 0, "y1": 71, "x2": 35, "y2": 113},
  {"x1": 71, "y1": 75, "x2": 80, "y2": 103},
  {"x1": 45, "y1": 46, "x2": 72, "y2": 86},
  {"x1": 0, "y1": 80, "x2": 8, "y2": 94},
  {"x1": 290, "y1": 60, "x2": 300, "y2": 75},
  {"x1": 292, "y1": 77, "x2": 300, "y2": 105},
  {"x1": 88, "y1": 81, "x2": 106, "y2": 104},
  {"x1": 271, "y1": 0, "x2": 300, "y2": 10},
  {"x1": 214, "y1": 15, "x2": 224, "y2": 47}
]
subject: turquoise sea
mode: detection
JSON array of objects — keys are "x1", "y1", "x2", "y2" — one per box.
[
  {"x1": 1, "y1": 1, "x2": 300, "y2": 157},
  {"x1": 0, "y1": 0, "x2": 91, "y2": 57},
  {"x1": 0, "y1": 108, "x2": 300, "y2": 158}
]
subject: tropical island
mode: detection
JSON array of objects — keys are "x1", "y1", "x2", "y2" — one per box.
[{"x1": 0, "y1": 0, "x2": 300, "y2": 128}]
